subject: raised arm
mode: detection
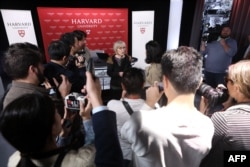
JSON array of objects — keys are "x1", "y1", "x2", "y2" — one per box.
[{"x1": 84, "y1": 71, "x2": 123, "y2": 167}]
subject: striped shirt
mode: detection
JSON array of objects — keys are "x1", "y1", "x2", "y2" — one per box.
[{"x1": 200, "y1": 103, "x2": 250, "y2": 167}]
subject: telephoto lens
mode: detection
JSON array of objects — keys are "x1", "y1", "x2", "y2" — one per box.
[{"x1": 197, "y1": 82, "x2": 229, "y2": 115}]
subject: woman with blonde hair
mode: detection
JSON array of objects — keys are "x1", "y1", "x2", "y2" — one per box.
[
  {"x1": 201, "y1": 60, "x2": 250, "y2": 167},
  {"x1": 107, "y1": 40, "x2": 132, "y2": 100}
]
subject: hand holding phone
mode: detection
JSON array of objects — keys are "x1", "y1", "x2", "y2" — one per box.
[{"x1": 86, "y1": 58, "x2": 96, "y2": 80}]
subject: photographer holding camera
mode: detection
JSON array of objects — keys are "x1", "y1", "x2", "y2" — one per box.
[
  {"x1": 59, "y1": 31, "x2": 88, "y2": 75},
  {"x1": 72, "y1": 30, "x2": 93, "y2": 70},
  {"x1": 196, "y1": 81, "x2": 229, "y2": 117},
  {"x1": 121, "y1": 46, "x2": 214, "y2": 167},
  {"x1": 0, "y1": 71, "x2": 123, "y2": 167},
  {"x1": 44, "y1": 39, "x2": 98, "y2": 149},
  {"x1": 200, "y1": 25, "x2": 237, "y2": 88},
  {"x1": 44, "y1": 40, "x2": 86, "y2": 94},
  {"x1": 200, "y1": 60, "x2": 250, "y2": 167},
  {"x1": 2, "y1": 42, "x2": 72, "y2": 109},
  {"x1": 56, "y1": 91, "x2": 94, "y2": 149}
]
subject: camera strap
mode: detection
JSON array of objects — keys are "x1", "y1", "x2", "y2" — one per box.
[
  {"x1": 54, "y1": 149, "x2": 68, "y2": 167},
  {"x1": 122, "y1": 100, "x2": 134, "y2": 115}
]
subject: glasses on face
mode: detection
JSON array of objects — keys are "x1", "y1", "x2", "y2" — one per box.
[{"x1": 224, "y1": 76, "x2": 234, "y2": 84}]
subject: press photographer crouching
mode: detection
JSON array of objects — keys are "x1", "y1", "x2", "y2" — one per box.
[{"x1": 195, "y1": 81, "x2": 230, "y2": 117}]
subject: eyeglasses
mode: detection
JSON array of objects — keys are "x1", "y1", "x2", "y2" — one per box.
[{"x1": 224, "y1": 76, "x2": 234, "y2": 84}]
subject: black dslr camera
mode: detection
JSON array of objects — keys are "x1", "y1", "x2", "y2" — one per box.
[{"x1": 197, "y1": 82, "x2": 229, "y2": 113}]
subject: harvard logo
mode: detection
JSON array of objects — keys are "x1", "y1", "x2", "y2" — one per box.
[
  {"x1": 140, "y1": 27, "x2": 145, "y2": 34},
  {"x1": 18, "y1": 30, "x2": 25, "y2": 37},
  {"x1": 86, "y1": 29, "x2": 91, "y2": 34}
]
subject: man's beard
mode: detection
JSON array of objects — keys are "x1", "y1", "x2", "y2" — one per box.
[
  {"x1": 36, "y1": 69, "x2": 45, "y2": 85},
  {"x1": 220, "y1": 34, "x2": 229, "y2": 39}
]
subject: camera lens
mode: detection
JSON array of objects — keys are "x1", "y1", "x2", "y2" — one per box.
[{"x1": 197, "y1": 83, "x2": 229, "y2": 109}]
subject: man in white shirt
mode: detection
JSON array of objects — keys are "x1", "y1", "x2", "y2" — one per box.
[
  {"x1": 107, "y1": 67, "x2": 145, "y2": 167},
  {"x1": 121, "y1": 46, "x2": 214, "y2": 167}
]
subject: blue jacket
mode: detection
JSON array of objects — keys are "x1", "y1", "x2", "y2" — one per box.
[{"x1": 92, "y1": 110, "x2": 123, "y2": 167}]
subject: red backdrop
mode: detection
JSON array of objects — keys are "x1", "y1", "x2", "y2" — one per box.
[{"x1": 37, "y1": 7, "x2": 128, "y2": 62}]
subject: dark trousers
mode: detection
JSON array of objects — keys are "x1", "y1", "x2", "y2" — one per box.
[{"x1": 204, "y1": 71, "x2": 226, "y2": 88}]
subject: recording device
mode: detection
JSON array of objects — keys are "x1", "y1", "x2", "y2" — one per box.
[
  {"x1": 76, "y1": 49, "x2": 86, "y2": 64},
  {"x1": 67, "y1": 50, "x2": 86, "y2": 65},
  {"x1": 86, "y1": 58, "x2": 96, "y2": 80},
  {"x1": 197, "y1": 82, "x2": 229, "y2": 113},
  {"x1": 64, "y1": 92, "x2": 87, "y2": 111}
]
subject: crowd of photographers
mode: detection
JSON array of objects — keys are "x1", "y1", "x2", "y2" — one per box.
[
  {"x1": 0, "y1": 29, "x2": 123, "y2": 166},
  {"x1": 1, "y1": 26, "x2": 250, "y2": 167}
]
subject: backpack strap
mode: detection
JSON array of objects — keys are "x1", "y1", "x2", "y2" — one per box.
[
  {"x1": 122, "y1": 100, "x2": 134, "y2": 115},
  {"x1": 53, "y1": 149, "x2": 68, "y2": 167}
]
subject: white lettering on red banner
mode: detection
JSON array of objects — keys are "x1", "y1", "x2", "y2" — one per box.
[{"x1": 37, "y1": 7, "x2": 128, "y2": 62}]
